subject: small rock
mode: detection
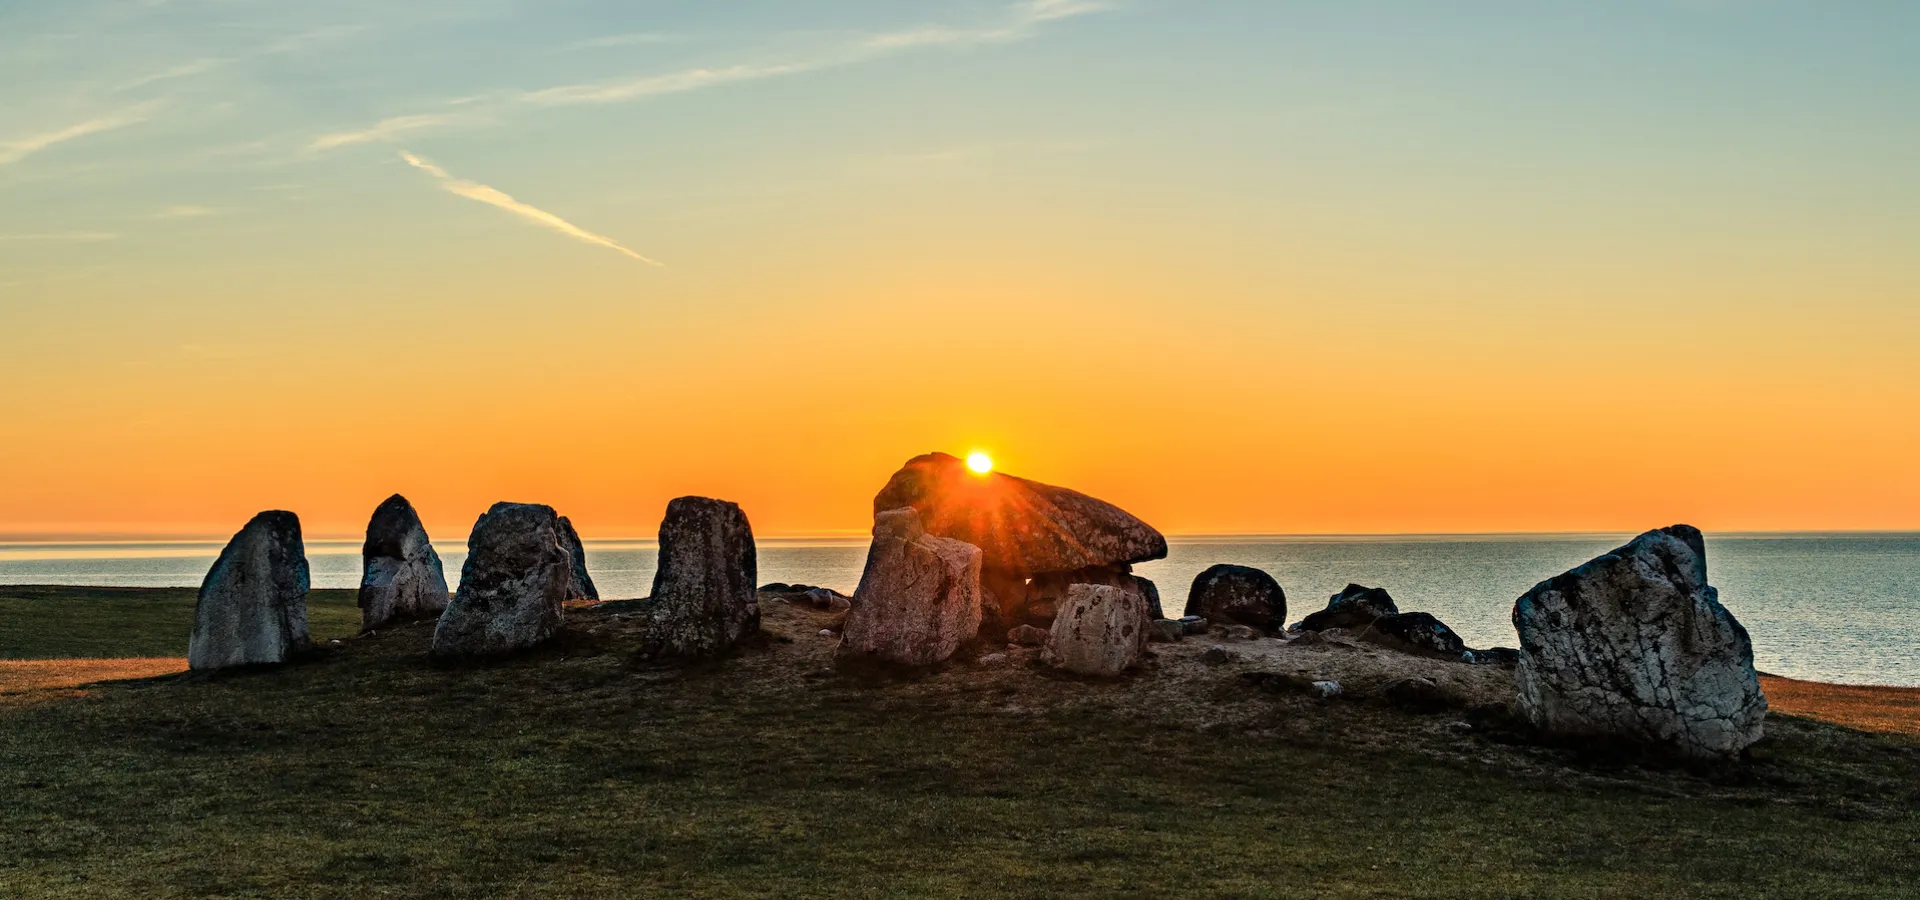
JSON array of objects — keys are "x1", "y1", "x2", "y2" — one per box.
[
  {"x1": 1007, "y1": 624, "x2": 1051, "y2": 647},
  {"x1": 1202, "y1": 645, "x2": 1231, "y2": 665},
  {"x1": 1221, "y1": 624, "x2": 1258, "y2": 641},
  {"x1": 1462, "y1": 646, "x2": 1521, "y2": 666},
  {"x1": 1311, "y1": 680, "x2": 1342, "y2": 699},
  {"x1": 819, "y1": 628, "x2": 834, "y2": 637},
  {"x1": 1384, "y1": 676, "x2": 1451, "y2": 713},
  {"x1": 979, "y1": 652, "x2": 1009, "y2": 666},
  {"x1": 1149, "y1": 619, "x2": 1184, "y2": 643}
]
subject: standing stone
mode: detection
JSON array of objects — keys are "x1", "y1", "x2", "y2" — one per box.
[
  {"x1": 555, "y1": 516, "x2": 599, "y2": 602},
  {"x1": 358, "y1": 494, "x2": 451, "y2": 632},
  {"x1": 189, "y1": 511, "x2": 312, "y2": 671},
  {"x1": 1183, "y1": 564, "x2": 1287, "y2": 632},
  {"x1": 431, "y1": 503, "x2": 570, "y2": 660},
  {"x1": 1044, "y1": 584, "x2": 1150, "y2": 676},
  {"x1": 637, "y1": 497, "x2": 759, "y2": 660},
  {"x1": 837, "y1": 508, "x2": 983, "y2": 668},
  {"x1": 1513, "y1": 525, "x2": 1767, "y2": 759},
  {"x1": 1298, "y1": 584, "x2": 1400, "y2": 632}
]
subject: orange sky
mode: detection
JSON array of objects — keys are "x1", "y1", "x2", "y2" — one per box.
[{"x1": 2, "y1": 2, "x2": 1917, "y2": 541}]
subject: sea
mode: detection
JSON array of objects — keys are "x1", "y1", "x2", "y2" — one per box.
[{"x1": 2, "y1": 533, "x2": 1915, "y2": 687}]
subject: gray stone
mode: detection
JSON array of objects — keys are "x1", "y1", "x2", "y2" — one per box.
[
  {"x1": 1514, "y1": 525, "x2": 1767, "y2": 759},
  {"x1": 1311, "y1": 680, "x2": 1342, "y2": 699},
  {"x1": 1043, "y1": 583, "x2": 1150, "y2": 676},
  {"x1": 189, "y1": 511, "x2": 312, "y2": 671},
  {"x1": 1149, "y1": 619, "x2": 1184, "y2": 643},
  {"x1": 1201, "y1": 645, "x2": 1231, "y2": 666},
  {"x1": 1361, "y1": 612, "x2": 1466, "y2": 658},
  {"x1": 1183, "y1": 564, "x2": 1286, "y2": 632},
  {"x1": 1178, "y1": 615, "x2": 1209, "y2": 635},
  {"x1": 837, "y1": 507, "x2": 984, "y2": 669},
  {"x1": 1463, "y1": 647, "x2": 1521, "y2": 667},
  {"x1": 555, "y1": 516, "x2": 599, "y2": 602},
  {"x1": 637, "y1": 497, "x2": 760, "y2": 661},
  {"x1": 1298, "y1": 583, "x2": 1399, "y2": 632},
  {"x1": 357, "y1": 494, "x2": 450, "y2": 632},
  {"x1": 1008, "y1": 624, "x2": 1051, "y2": 647},
  {"x1": 431, "y1": 502, "x2": 570, "y2": 660}
]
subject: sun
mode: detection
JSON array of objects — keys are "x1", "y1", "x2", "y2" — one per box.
[{"x1": 966, "y1": 451, "x2": 994, "y2": 474}]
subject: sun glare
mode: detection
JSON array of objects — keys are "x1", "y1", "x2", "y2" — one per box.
[{"x1": 966, "y1": 452, "x2": 994, "y2": 474}]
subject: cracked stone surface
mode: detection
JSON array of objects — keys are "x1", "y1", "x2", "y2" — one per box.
[
  {"x1": 836, "y1": 508, "x2": 983, "y2": 669},
  {"x1": 1044, "y1": 583, "x2": 1151, "y2": 677},
  {"x1": 190, "y1": 511, "x2": 312, "y2": 671},
  {"x1": 1513, "y1": 525, "x2": 1767, "y2": 759},
  {"x1": 358, "y1": 494, "x2": 450, "y2": 632},
  {"x1": 637, "y1": 497, "x2": 759, "y2": 661},
  {"x1": 431, "y1": 502, "x2": 570, "y2": 660}
]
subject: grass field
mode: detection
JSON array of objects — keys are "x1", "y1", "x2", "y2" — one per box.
[
  {"x1": 0, "y1": 589, "x2": 1916, "y2": 898},
  {"x1": 0, "y1": 586, "x2": 361, "y2": 660}
]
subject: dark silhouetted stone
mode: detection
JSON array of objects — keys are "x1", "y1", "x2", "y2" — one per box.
[
  {"x1": 555, "y1": 516, "x2": 599, "y2": 602},
  {"x1": 1298, "y1": 583, "x2": 1399, "y2": 632},
  {"x1": 1183, "y1": 564, "x2": 1286, "y2": 632},
  {"x1": 358, "y1": 494, "x2": 450, "y2": 632},
  {"x1": 189, "y1": 511, "x2": 311, "y2": 670},
  {"x1": 432, "y1": 502, "x2": 570, "y2": 660},
  {"x1": 1361, "y1": 612, "x2": 1466, "y2": 658},
  {"x1": 637, "y1": 497, "x2": 759, "y2": 661}
]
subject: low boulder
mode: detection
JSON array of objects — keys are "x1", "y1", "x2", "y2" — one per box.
[
  {"x1": 1298, "y1": 583, "x2": 1399, "y2": 632},
  {"x1": 1008, "y1": 624, "x2": 1051, "y2": 647},
  {"x1": 1043, "y1": 583, "x2": 1150, "y2": 676},
  {"x1": 636, "y1": 497, "x2": 760, "y2": 661},
  {"x1": 189, "y1": 511, "x2": 312, "y2": 671},
  {"x1": 357, "y1": 494, "x2": 450, "y2": 632},
  {"x1": 1360, "y1": 612, "x2": 1466, "y2": 658},
  {"x1": 1513, "y1": 525, "x2": 1767, "y2": 759},
  {"x1": 1463, "y1": 647, "x2": 1521, "y2": 667},
  {"x1": 1383, "y1": 676, "x2": 1452, "y2": 713},
  {"x1": 431, "y1": 503, "x2": 571, "y2": 660},
  {"x1": 556, "y1": 516, "x2": 599, "y2": 602},
  {"x1": 837, "y1": 508, "x2": 983, "y2": 669},
  {"x1": 1020, "y1": 566, "x2": 1160, "y2": 629},
  {"x1": 1183, "y1": 564, "x2": 1286, "y2": 632}
]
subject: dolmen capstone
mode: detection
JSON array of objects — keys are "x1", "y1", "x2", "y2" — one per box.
[
  {"x1": 636, "y1": 496, "x2": 759, "y2": 660},
  {"x1": 837, "y1": 507, "x2": 983, "y2": 668},
  {"x1": 1513, "y1": 525, "x2": 1767, "y2": 759},
  {"x1": 1184, "y1": 564, "x2": 1286, "y2": 632},
  {"x1": 556, "y1": 516, "x2": 599, "y2": 602},
  {"x1": 189, "y1": 511, "x2": 312, "y2": 671},
  {"x1": 431, "y1": 502, "x2": 571, "y2": 660},
  {"x1": 358, "y1": 494, "x2": 450, "y2": 632},
  {"x1": 1044, "y1": 583, "x2": 1150, "y2": 676},
  {"x1": 872, "y1": 452, "x2": 1167, "y2": 636}
]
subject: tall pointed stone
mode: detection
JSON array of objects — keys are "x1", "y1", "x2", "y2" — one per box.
[
  {"x1": 431, "y1": 502, "x2": 570, "y2": 660},
  {"x1": 556, "y1": 515, "x2": 599, "y2": 602},
  {"x1": 637, "y1": 497, "x2": 759, "y2": 660},
  {"x1": 189, "y1": 511, "x2": 311, "y2": 671},
  {"x1": 358, "y1": 494, "x2": 451, "y2": 631}
]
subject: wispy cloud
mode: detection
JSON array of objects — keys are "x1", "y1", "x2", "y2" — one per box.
[
  {"x1": 116, "y1": 57, "x2": 226, "y2": 92},
  {"x1": 398, "y1": 151, "x2": 662, "y2": 266},
  {"x1": 311, "y1": 113, "x2": 466, "y2": 151},
  {"x1": 0, "y1": 109, "x2": 151, "y2": 166},
  {"x1": 866, "y1": 0, "x2": 1110, "y2": 49},
  {"x1": 520, "y1": 62, "x2": 814, "y2": 106},
  {"x1": 0, "y1": 232, "x2": 120, "y2": 243},
  {"x1": 566, "y1": 32, "x2": 685, "y2": 51},
  {"x1": 152, "y1": 205, "x2": 222, "y2": 219}
]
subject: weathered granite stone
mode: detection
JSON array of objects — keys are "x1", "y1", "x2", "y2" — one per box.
[
  {"x1": 1513, "y1": 525, "x2": 1767, "y2": 759},
  {"x1": 837, "y1": 507, "x2": 983, "y2": 668},
  {"x1": 555, "y1": 516, "x2": 599, "y2": 602},
  {"x1": 1298, "y1": 583, "x2": 1399, "y2": 632},
  {"x1": 1361, "y1": 612, "x2": 1467, "y2": 658},
  {"x1": 357, "y1": 494, "x2": 450, "y2": 632},
  {"x1": 431, "y1": 502, "x2": 570, "y2": 660},
  {"x1": 1183, "y1": 564, "x2": 1286, "y2": 632},
  {"x1": 873, "y1": 452, "x2": 1167, "y2": 577},
  {"x1": 636, "y1": 497, "x2": 759, "y2": 660},
  {"x1": 189, "y1": 511, "x2": 311, "y2": 671},
  {"x1": 1043, "y1": 584, "x2": 1150, "y2": 676}
]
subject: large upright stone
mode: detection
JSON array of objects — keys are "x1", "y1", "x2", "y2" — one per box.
[
  {"x1": 189, "y1": 511, "x2": 312, "y2": 671},
  {"x1": 637, "y1": 497, "x2": 759, "y2": 660},
  {"x1": 837, "y1": 508, "x2": 984, "y2": 668},
  {"x1": 1513, "y1": 525, "x2": 1767, "y2": 759},
  {"x1": 873, "y1": 452, "x2": 1167, "y2": 577},
  {"x1": 431, "y1": 503, "x2": 570, "y2": 660},
  {"x1": 1044, "y1": 583, "x2": 1150, "y2": 676},
  {"x1": 1184, "y1": 564, "x2": 1287, "y2": 632},
  {"x1": 358, "y1": 494, "x2": 450, "y2": 632},
  {"x1": 556, "y1": 516, "x2": 599, "y2": 602}
]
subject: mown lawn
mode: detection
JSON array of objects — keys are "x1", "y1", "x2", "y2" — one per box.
[
  {"x1": 0, "y1": 586, "x2": 361, "y2": 659},
  {"x1": 0, "y1": 591, "x2": 1915, "y2": 898}
]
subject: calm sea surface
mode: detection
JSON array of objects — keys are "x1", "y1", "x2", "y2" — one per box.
[{"x1": 2, "y1": 534, "x2": 1914, "y2": 687}]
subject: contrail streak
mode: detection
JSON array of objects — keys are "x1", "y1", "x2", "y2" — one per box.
[{"x1": 399, "y1": 151, "x2": 662, "y2": 266}]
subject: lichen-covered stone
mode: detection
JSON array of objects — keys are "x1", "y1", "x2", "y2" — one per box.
[
  {"x1": 358, "y1": 494, "x2": 450, "y2": 632},
  {"x1": 873, "y1": 452, "x2": 1166, "y2": 577},
  {"x1": 1183, "y1": 564, "x2": 1286, "y2": 632},
  {"x1": 836, "y1": 508, "x2": 983, "y2": 668},
  {"x1": 1513, "y1": 525, "x2": 1767, "y2": 759},
  {"x1": 431, "y1": 502, "x2": 570, "y2": 660},
  {"x1": 1298, "y1": 583, "x2": 1399, "y2": 632},
  {"x1": 637, "y1": 497, "x2": 759, "y2": 660},
  {"x1": 555, "y1": 515, "x2": 599, "y2": 602},
  {"x1": 1044, "y1": 583, "x2": 1150, "y2": 676},
  {"x1": 189, "y1": 511, "x2": 311, "y2": 671}
]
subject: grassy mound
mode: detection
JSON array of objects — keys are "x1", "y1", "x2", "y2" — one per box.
[{"x1": 0, "y1": 592, "x2": 1915, "y2": 898}]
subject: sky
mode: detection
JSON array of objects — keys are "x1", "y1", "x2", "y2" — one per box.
[{"x1": 1, "y1": 0, "x2": 1917, "y2": 541}]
